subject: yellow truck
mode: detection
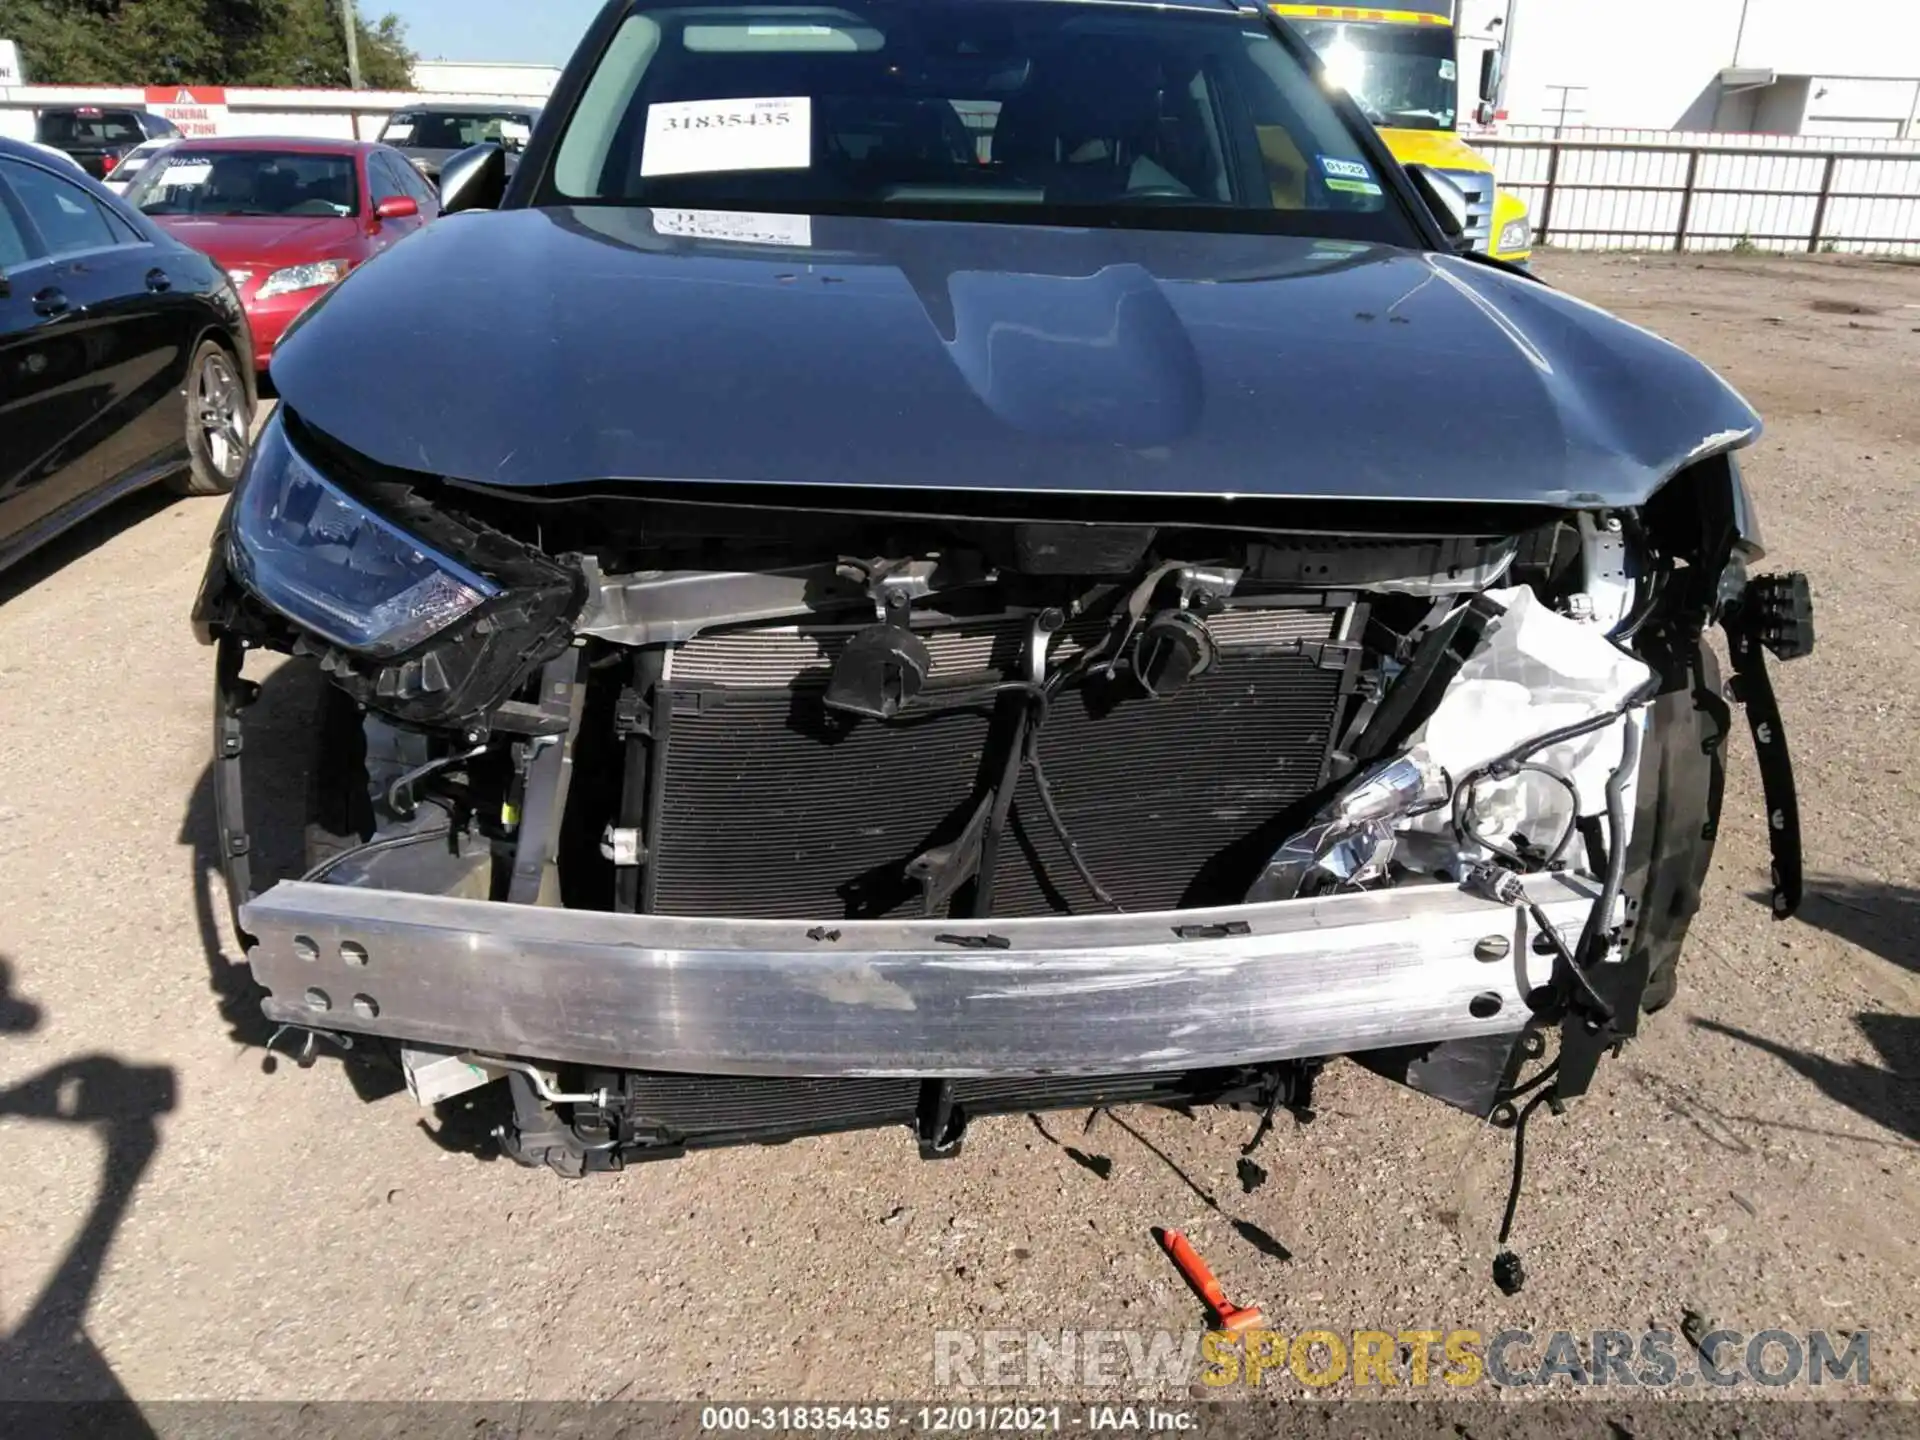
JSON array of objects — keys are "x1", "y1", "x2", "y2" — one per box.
[{"x1": 1274, "y1": 2, "x2": 1534, "y2": 266}]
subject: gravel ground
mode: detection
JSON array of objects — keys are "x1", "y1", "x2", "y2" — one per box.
[{"x1": 0, "y1": 252, "x2": 1915, "y2": 1408}]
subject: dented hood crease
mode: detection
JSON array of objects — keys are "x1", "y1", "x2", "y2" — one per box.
[{"x1": 270, "y1": 206, "x2": 1760, "y2": 508}]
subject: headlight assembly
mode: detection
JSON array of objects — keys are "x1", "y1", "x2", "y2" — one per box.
[
  {"x1": 1497, "y1": 217, "x2": 1533, "y2": 254},
  {"x1": 256, "y1": 259, "x2": 351, "y2": 300},
  {"x1": 229, "y1": 413, "x2": 497, "y2": 658}
]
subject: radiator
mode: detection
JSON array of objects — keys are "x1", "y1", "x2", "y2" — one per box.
[{"x1": 646, "y1": 607, "x2": 1349, "y2": 919}]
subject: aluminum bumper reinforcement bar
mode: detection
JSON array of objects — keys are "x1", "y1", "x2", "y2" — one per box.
[{"x1": 239, "y1": 874, "x2": 1599, "y2": 1078}]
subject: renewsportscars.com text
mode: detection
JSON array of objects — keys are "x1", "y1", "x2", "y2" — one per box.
[{"x1": 933, "y1": 1328, "x2": 1870, "y2": 1389}]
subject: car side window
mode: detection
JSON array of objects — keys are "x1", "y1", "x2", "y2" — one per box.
[
  {"x1": 0, "y1": 173, "x2": 46, "y2": 272},
  {"x1": 0, "y1": 199, "x2": 37, "y2": 272},
  {"x1": 393, "y1": 152, "x2": 436, "y2": 209},
  {"x1": 101, "y1": 204, "x2": 145, "y2": 246},
  {"x1": 0, "y1": 158, "x2": 121, "y2": 257},
  {"x1": 369, "y1": 153, "x2": 408, "y2": 205}
]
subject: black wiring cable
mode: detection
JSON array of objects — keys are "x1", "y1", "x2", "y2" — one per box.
[
  {"x1": 1497, "y1": 1085, "x2": 1558, "y2": 1247},
  {"x1": 1028, "y1": 733, "x2": 1123, "y2": 912},
  {"x1": 1466, "y1": 675, "x2": 1660, "y2": 784},
  {"x1": 1006, "y1": 595, "x2": 1134, "y2": 915},
  {"x1": 1499, "y1": 1056, "x2": 1561, "y2": 1105},
  {"x1": 902, "y1": 678, "x2": 1047, "y2": 715},
  {"x1": 1613, "y1": 564, "x2": 1667, "y2": 642},
  {"x1": 300, "y1": 824, "x2": 456, "y2": 884},
  {"x1": 971, "y1": 694, "x2": 1035, "y2": 916},
  {"x1": 1576, "y1": 717, "x2": 1641, "y2": 977},
  {"x1": 1454, "y1": 761, "x2": 1581, "y2": 871},
  {"x1": 1527, "y1": 897, "x2": 1615, "y2": 1023}
]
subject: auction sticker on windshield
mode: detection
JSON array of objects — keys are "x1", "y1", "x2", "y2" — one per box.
[
  {"x1": 653, "y1": 208, "x2": 813, "y2": 247},
  {"x1": 641, "y1": 96, "x2": 811, "y2": 177},
  {"x1": 165, "y1": 161, "x2": 214, "y2": 186},
  {"x1": 1319, "y1": 154, "x2": 1382, "y2": 196}
]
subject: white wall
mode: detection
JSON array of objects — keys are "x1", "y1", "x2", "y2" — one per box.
[
  {"x1": 1496, "y1": 0, "x2": 1920, "y2": 132},
  {"x1": 412, "y1": 60, "x2": 559, "y2": 99},
  {"x1": 0, "y1": 84, "x2": 556, "y2": 145}
]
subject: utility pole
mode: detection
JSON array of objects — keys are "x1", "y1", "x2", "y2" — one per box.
[
  {"x1": 341, "y1": 0, "x2": 364, "y2": 91},
  {"x1": 1543, "y1": 83, "x2": 1587, "y2": 137}
]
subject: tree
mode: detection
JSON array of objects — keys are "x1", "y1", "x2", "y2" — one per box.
[{"x1": 0, "y1": 0, "x2": 415, "y2": 88}]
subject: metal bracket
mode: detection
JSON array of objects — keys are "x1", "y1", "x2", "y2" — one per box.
[
  {"x1": 915, "y1": 1079, "x2": 967, "y2": 1158},
  {"x1": 1725, "y1": 620, "x2": 1803, "y2": 918},
  {"x1": 507, "y1": 651, "x2": 587, "y2": 905},
  {"x1": 213, "y1": 635, "x2": 260, "y2": 939},
  {"x1": 1174, "y1": 564, "x2": 1243, "y2": 612}
]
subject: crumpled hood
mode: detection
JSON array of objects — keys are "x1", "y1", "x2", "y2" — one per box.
[
  {"x1": 151, "y1": 214, "x2": 363, "y2": 268},
  {"x1": 270, "y1": 206, "x2": 1759, "y2": 508}
]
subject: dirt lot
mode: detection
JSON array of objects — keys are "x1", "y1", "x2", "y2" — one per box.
[{"x1": 1, "y1": 252, "x2": 1916, "y2": 1407}]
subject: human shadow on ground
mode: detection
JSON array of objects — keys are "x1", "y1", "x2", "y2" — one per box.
[
  {"x1": 0, "y1": 957, "x2": 171, "y2": 1429},
  {"x1": 1709, "y1": 874, "x2": 1920, "y2": 1143},
  {"x1": 1770, "y1": 873, "x2": 1920, "y2": 978},
  {"x1": 1693, "y1": 1013, "x2": 1920, "y2": 1146}
]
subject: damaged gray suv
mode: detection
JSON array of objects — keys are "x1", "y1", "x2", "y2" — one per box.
[{"x1": 193, "y1": 0, "x2": 1812, "y2": 1231}]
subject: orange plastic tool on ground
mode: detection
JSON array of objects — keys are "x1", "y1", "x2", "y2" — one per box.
[{"x1": 1158, "y1": 1229, "x2": 1265, "y2": 1330}]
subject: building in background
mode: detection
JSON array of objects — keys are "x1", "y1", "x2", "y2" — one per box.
[
  {"x1": 410, "y1": 60, "x2": 560, "y2": 100},
  {"x1": 1468, "y1": 0, "x2": 1920, "y2": 137}
]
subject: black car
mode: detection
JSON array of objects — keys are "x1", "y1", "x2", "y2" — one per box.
[
  {"x1": 375, "y1": 103, "x2": 540, "y2": 186},
  {"x1": 1, "y1": 137, "x2": 254, "y2": 574},
  {"x1": 33, "y1": 106, "x2": 182, "y2": 181},
  {"x1": 196, "y1": 0, "x2": 1811, "y2": 1218}
]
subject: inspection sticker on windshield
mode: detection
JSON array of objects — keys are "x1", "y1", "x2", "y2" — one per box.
[
  {"x1": 1319, "y1": 154, "x2": 1382, "y2": 196},
  {"x1": 641, "y1": 96, "x2": 811, "y2": 177},
  {"x1": 653, "y1": 208, "x2": 812, "y2": 247},
  {"x1": 1439, "y1": 59, "x2": 1457, "y2": 81}
]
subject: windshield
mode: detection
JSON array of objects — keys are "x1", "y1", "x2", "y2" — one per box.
[
  {"x1": 126, "y1": 151, "x2": 362, "y2": 218},
  {"x1": 37, "y1": 110, "x2": 144, "y2": 147},
  {"x1": 382, "y1": 111, "x2": 538, "y2": 149},
  {"x1": 1290, "y1": 20, "x2": 1457, "y2": 131},
  {"x1": 543, "y1": 0, "x2": 1413, "y2": 242}
]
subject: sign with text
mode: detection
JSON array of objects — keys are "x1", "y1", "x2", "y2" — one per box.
[
  {"x1": 0, "y1": 39, "x2": 25, "y2": 86},
  {"x1": 641, "y1": 95, "x2": 810, "y2": 177},
  {"x1": 144, "y1": 85, "x2": 228, "y2": 137}
]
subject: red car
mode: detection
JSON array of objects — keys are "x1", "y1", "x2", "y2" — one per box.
[{"x1": 122, "y1": 136, "x2": 439, "y2": 373}]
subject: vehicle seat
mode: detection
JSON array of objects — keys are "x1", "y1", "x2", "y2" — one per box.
[
  {"x1": 990, "y1": 45, "x2": 1196, "y2": 202},
  {"x1": 254, "y1": 167, "x2": 301, "y2": 214},
  {"x1": 202, "y1": 159, "x2": 260, "y2": 213}
]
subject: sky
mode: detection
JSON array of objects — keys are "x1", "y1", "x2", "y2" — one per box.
[{"x1": 383, "y1": 0, "x2": 607, "y2": 65}]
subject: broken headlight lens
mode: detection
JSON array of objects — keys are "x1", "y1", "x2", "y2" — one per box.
[{"x1": 228, "y1": 412, "x2": 497, "y2": 658}]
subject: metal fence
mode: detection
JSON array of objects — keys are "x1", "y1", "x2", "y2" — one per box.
[{"x1": 1476, "y1": 136, "x2": 1920, "y2": 256}]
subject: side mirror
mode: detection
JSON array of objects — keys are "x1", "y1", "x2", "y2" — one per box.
[
  {"x1": 1478, "y1": 48, "x2": 1501, "y2": 105},
  {"x1": 438, "y1": 143, "x2": 507, "y2": 214},
  {"x1": 498, "y1": 121, "x2": 532, "y2": 153},
  {"x1": 374, "y1": 195, "x2": 418, "y2": 221},
  {"x1": 1405, "y1": 164, "x2": 1471, "y2": 249}
]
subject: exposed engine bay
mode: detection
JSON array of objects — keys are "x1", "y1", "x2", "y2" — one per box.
[{"x1": 197, "y1": 412, "x2": 1814, "y2": 1198}]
